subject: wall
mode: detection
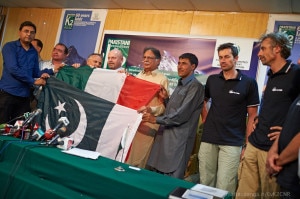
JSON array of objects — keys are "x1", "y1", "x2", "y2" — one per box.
[
  {"x1": 1, "y1": 8, "x2": 62, "y2": 62},
  {"x1": 105, "y1": 9, "x2": 268, "y2": 37},
  {"x1": 0, "y1": 8, "x2": 269, "y2": 74}
]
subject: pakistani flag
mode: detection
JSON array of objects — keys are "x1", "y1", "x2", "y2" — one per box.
[
  {"x1": 56, "y1": 66, "x2": 161, "y2": 110},
  {"x1": 37, "y1": 77, "x2": 142, "y2": 162}
]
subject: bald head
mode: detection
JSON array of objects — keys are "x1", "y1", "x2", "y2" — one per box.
[{"x1": 107, "y1": 49, "x2": 123, "y2": 70}]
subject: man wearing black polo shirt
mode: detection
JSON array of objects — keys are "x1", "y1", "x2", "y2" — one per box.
[
  {"x1": 198, "y1": 42, "x2": 259, "y2": 194},
  {"x1": 236, "y1": 32, "x2": 300, "y2": 198},
  {"x1": 266, "y1": 91, "x2": 300, "y2": 198}
]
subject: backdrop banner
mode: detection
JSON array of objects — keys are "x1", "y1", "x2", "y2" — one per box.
[
  {"x1": 101, "y1": 31, "x2": 260, "y2": 94},
  {"x1": 56, "y1": 9, "x2": 107, "y2": 66}
]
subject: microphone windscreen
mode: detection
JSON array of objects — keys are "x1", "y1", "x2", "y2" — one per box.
[
  {"x1": 44, "y1": 129, "x2": 54, "y2": 140},
  {"x1": 57, "y1": 127, "x2": 68, "y2": 137},
  {"x1": 0, "y1": 123, "x2": 7, "y2": 130},
  {"x1": 36, "y1": 109, "x2": 42, "y2": 114}
]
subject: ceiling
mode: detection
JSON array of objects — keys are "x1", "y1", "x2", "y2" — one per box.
[{"x1": 0, "y1": 0, "x2": 300, "y2": 14}]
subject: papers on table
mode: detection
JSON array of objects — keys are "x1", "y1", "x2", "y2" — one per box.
[
  {"x1": 190, "y1": 184, "x2": 228, "y2": 198},
  {"x1": 168, "y1": 184, "x2": 228, "y2": 199},
  {"x1": 62, "y1": 147, "x2": 100, "y2": 159}
]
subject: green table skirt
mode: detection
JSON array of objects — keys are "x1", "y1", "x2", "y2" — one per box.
[{"x1": 0, "y1": 136, "x2": 194, "y2": 199}]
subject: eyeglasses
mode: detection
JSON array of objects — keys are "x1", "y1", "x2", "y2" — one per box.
[
  {"x1": 143, "y1": 56, "x2": 156, "y2": 60},
  {"x1": 22, "y1": 29, "x2": 36, "y2": 35}
]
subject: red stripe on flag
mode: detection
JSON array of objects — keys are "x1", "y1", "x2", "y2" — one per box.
[{"x1": 117, "y1": 75, "x2": 161, "y2": 110}]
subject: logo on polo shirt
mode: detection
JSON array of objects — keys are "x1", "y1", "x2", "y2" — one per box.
[
  {"x1": 229, "y1": 90, "x2": 240, "y2": 95},
  {"x1": 296, "y1": 100, "x2": 300, "y2": 106},
  {"x1": 272, "y1": 87, "x2": 283, "y2": 92}
]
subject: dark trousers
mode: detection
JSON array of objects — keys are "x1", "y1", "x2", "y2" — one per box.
[{"x1": 0, "y1": 90, "x2": 30, "y2": 124}]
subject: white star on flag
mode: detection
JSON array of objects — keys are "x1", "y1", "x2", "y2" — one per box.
[{"x1": 55, "y1": 101, "x2": 66, "y2": 115}]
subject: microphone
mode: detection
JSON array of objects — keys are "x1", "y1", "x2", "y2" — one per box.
[
  {"x1": 22, "y1": 109, "x2": 42, "y2": 127},
  {"x1": 56, "y1": 137, "x2": 74, "y2": 150},
  {"x1": 30, "y1": 128, "x2": 45, "y2": 141},
  {"x1": 23, "y1": 112, "x2": 31, "y2": 120},
  {"x1": 0, "y1": 124, "x2": 14, "y2": 135},
  {"x1": 44, "y1": 117, "x2": 69, "y2": 140},
  {"x1": 47, "y1": 127, "x2": 68, "y2": 145},
  {"x1": 44, "y1": 129, "x2": 55, "y2": 140},
  {"x1": 0, "y1": 123, "x2": 6, "y2": 134},
  {"x1": 10, "y1": 120, "x2": 24, "y2": 137},
  {"x1": 53, "y1": 117, "x2": 69, "y2": 132}
]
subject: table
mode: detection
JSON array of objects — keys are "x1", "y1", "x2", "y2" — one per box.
[{"x1": 0, "y1": 136, "x2": 194, "y2": 199}]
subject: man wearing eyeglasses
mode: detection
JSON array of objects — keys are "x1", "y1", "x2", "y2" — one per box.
[
  {"x1": 0, "y1": 21, "x2": 49, "y2": 125},
  {"x1": 126, "y1": 47, "x2": 169, "y2": 168}
]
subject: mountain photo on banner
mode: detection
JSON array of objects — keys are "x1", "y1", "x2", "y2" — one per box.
[
  {"x1": 36, "y1": 77, "x2": 142, "y2": 162},
  {"x1": 56, "y1": 66, "x2": 161, "y2": 110},
  {"x1": 58, "y1": 9, "x2": 107, "y2": 66}
]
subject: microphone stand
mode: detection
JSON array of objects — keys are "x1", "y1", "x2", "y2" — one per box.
[
  {"x1": 29, "y1": 119, "x2": 35, "y2": 138},
  {"x1": 21, "y1": 114, "x2": 37, "y2": 140}
]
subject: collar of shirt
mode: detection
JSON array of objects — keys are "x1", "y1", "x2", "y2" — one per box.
[
  {"x1": 51, "y1": 60, "x2": 65, "y2": 66},
  {"x1": 42, "y1": 60, "x2": 65, "y2": 66},
  {"x1": 141, "y1": 69, "x2": 159, "y2": 76},
  {"x1": 16, "y1": 39, "x2": 22, "y2": 47},
  {"x1": 267, "y1": 59, "x2": 292, "y2": 77},
  {"x1": 178, "y1": 73, "x2": 195, "y2": 86},
  {"x1": 17, "y1": 39, "x2": 35, "y2": 52},
  {"x1": 218, "y1": 69, "x2": 243, "y2": 81}
]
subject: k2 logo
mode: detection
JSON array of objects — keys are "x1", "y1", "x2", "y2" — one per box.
[{"x1": 64, "y1": 14, "x2": 76, "y2": 30}]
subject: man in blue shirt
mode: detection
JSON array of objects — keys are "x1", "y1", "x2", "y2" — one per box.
[{"x1": 0, "y1": 21, "x2": 49, "y2": 124}]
